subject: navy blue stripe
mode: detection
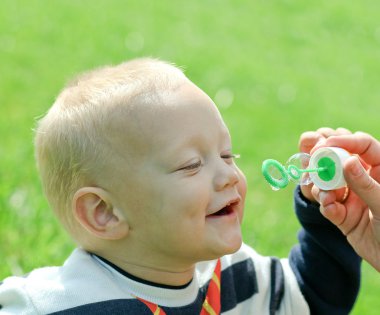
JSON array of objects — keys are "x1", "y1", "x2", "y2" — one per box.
[
  {"x1": 269, "y1": 257, "x2": 285, "y2": 315},
  {"x1": 49, "y1": 290, "x2": 207, "y2": 315},
  {"x1": 0, "y1": 282, "x2": 2, "y2": 311},
  {"x1": 49, "y1": 299, "x2": 154, "y2": 315},
  {"x1": 49, "y1": 258, "x2": 258, "y2": 314},
  {"x1": 221, "y1": 258, "x2": 258, "y2": 312}
]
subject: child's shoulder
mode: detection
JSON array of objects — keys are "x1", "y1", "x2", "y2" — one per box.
[
  {"x1": 1, "y1": 248, "x2": 92, "y2": 285},
  {"x1": 0, "y1": 249, "x2": 113, "y2": 314}
]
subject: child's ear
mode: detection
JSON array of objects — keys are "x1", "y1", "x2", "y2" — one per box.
[{"x1": 73, "y1": 187, "x2": 129, "y2": 240}]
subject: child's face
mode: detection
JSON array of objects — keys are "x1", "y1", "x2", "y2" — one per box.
[{"x1": 113, "y1": 80, "x2": 247, "y2": 268}]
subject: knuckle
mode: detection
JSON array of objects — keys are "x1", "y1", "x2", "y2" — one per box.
[
  {"x1": 336, "y1": 127, "x2": 352, "y2": 135},
  {"x1": 317, "y1": 127, "x2": 334, "y2": 137}
]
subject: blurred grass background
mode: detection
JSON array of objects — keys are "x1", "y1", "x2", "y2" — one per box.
[{"x1": 1, "y1": 0, "x2": 379, "y2": 313}]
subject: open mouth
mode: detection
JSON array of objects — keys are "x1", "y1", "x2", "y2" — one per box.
[
  {"x1": 213, "y1": 206, "x2": 232, "y2": 216},
  {"x1": 207, "y1": 201, "x2": 239, "y2": 217}
]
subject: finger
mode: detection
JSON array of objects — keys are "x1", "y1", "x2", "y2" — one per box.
[
  {"x1": 335, "y1": 127, "x2": 352, "y2": 135},
  {"x1": 346, "y1": 208, "x2": 370, "y2": 246},
  {"x1": 319, "y1": 190, "x2": 337, "y2": 206},
  {"x1": 298, "y1": 131, "x2": 325, "y2": 153},
  {"x1": 336, "y1": 185, "x2": 350, "y2": 201},
  {"x1": 313, "y1": 186, "x2": 347, "y2": 205},
  {"x1": 308, "y1": 128, "x2": 351, "y2": 155},
  {"x1": 321, "y1": 197, "x2": 368, "y2": 237},
  {"x1": 324, "y1": 132, "x2": 380, "y2": 167},
  {"x1": 300, "y1": 183, "x2": 316, "y2": 202},
  {"x1": 317, "y1": 190, "x2": 346, "y2": 226},
  {"x1": 318, "y1": 188, "x2": 365, "y2": 234},
  {"x1": 316, "y1": 127, "x2": 336, "y2": 138},
  {"x1": 369, "y1": 211, "x2": 380, "y2": 247},
  {"x1": 344, "y1": 156, "x2": 380, "y2": 218},
  {"x1": 311, "y1": 185, "x2": 321, "y2": 202},
  {"x1": 369, "y1": 160, "x2": 380, "y2": 181},
  {"x1": 339, "y1": 199, "x2": 369, "y2": 236},
  {"x1": 320, "y1": 201, "x2": 347, "y2": 227}
]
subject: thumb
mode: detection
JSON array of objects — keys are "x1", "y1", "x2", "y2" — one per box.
[{"x1": 344, "y1": 156, "x2": 380, "y2": 216}]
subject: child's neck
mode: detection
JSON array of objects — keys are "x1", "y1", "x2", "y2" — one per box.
[{"x1": 95, "y1": 253, "x2": 196, "y2": 287}]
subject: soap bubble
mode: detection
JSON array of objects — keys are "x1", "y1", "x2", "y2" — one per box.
[
  {"x1": 285, "y1": 153, "x2": 312, "y2": 186},
  {"x1": 262, "y1": 153, "x2": 316, "y2": 190}
]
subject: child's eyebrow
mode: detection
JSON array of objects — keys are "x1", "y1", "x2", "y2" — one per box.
[
  {"x1": 168, "y1": 134, "x2": 209, "y2": 154},
  {"x1": 167, "y1": 130, "x2": 232, "y2": 158}
]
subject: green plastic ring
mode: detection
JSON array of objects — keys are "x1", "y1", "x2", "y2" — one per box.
[
  {"x1": 287, "y1": 164, "x2": 302, "y2": 180},
  {"x1": 262, "y1": 159, "x2": 289, "y2": 189}
]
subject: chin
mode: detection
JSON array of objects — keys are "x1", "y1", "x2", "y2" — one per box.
[
  {"x1": 224, "y1": 238, "x2": 243, "y2": 255},
  {"x1": 212, "y1": 236, "x2": 243, "y2": 259}
]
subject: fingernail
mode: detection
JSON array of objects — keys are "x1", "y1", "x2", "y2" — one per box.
[
  {"x1": 319, "y1": 191, "x2": 328, "y2": 203},
  {"x1": 315, "y1": 139, "x2": 326, "y2": 147}
]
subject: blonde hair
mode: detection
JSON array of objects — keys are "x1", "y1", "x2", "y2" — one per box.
[{"x1": 35, "y1": 58, "x2": 187, "y2": 237}]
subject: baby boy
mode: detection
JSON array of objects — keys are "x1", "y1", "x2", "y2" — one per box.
[{"x1": 0, "y1": 58, "x2": 360, "y2": 314}]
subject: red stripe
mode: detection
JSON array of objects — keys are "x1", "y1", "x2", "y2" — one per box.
[
  {"x1": 136, "y1": 259, "x2": 221, "y2": 315},
  {"x1": 136, "y1": 297, "x2": 166, "y2": 315},
  {"x1": 201, "y1": 259, "x2": 221, "y2": 314},
  {"x1": 200, "y1": 304, "x2": 209, "y2": 315}
]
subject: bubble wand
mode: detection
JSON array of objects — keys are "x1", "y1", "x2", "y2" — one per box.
[{"x1": 262, "y1": 147, "x2": 350, "y2": 191}]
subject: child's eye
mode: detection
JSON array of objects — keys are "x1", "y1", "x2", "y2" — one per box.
[
  {"x1": 221, "y1": 153, "x2": 241, "y2": 161},
  {"x1": 178, "y1": 160, "x2": 202, "y2": 172}
]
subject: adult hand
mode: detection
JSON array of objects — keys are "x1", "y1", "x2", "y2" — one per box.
[
  {"x1": 311, "y1": 131, "x2": 380, "y2": 272},
  {"x1": 298, "y1": 127, "x2": 351, "y2": 202}
]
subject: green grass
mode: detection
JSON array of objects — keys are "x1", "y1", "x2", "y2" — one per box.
[{"x1": 1, "y1": 0, "x2": 379, "y2": 313}]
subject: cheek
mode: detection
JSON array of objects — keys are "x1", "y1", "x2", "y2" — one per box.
[
  {"x1": 237, "y1": 170, "x2": 247, "y2": 221},
  {"x1": 114, "y1": 178, "x2": 165, "y2": 227},
  {"x1": 160, "y1": 179, "x2": 212, "y2": 230},
  {"x1": 237, "y1": 169, "x2": 247, "y2": 198},
  {"x1": 170, "y1": 185, "x2": 209, "y2": 216},
  {"x1": 154, "y1": 186, "x2": 210, "y2": 243}
]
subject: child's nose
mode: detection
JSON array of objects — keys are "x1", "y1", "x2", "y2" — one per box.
[{"x1": 213, "y1": 162, "x2": 240, "y2": 191}]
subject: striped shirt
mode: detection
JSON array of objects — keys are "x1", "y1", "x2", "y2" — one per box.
[{"x1": 0, "y1": 187, "x2": 360, "y2": 314}]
